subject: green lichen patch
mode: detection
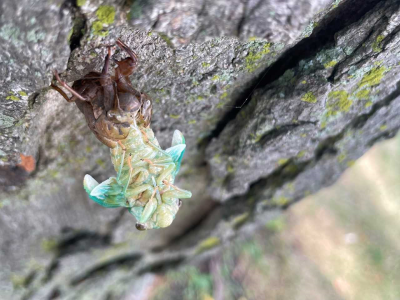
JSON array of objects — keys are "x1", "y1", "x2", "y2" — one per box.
[
  {"x1": 216, "y1": 102, "x2": 225, "y2": 109},
  {"x1": 195, "y1": 237, "x2": 220, "y2": 254},
  {"x1": 213, "y1": 154, "x2": 221, "y2": 164},
  {"x1": 245, "y1": 42, "x2": 271, "y2": 72},
  {"x1": 365, "y1": 101, "x2": 373, "y2": 108},
  {"x1": 226, "y1": 163, "x2": 235, "y2": 173},
  {"x1": 231, "y1": 212, "x2": 250, "y2": 229},
  {"x1": 26, "y1": 29, "x2": 45, "y2": 43},
  {"x1": 265, "y1": 217, "x2": 286, "y2": 232},
  {"x1": 211, "y1": 74, "x2": 219, "y2": 81},
  {"x1": 358, "y1": 66, "x2": 388, "y2": 88},
  {"x1": 76, "y1": 0, "x2": 86, "y2": 7},
  {"x1": 337, "y1": 152, "x2": 346, "y2": 163},
  {"x1": 379, "y1": 124, "x2": 387, "y2": 131},
  {"x1": 372, "y1": 35, "x2": 384, "y2": 53},
  {"x1": 95, "y1": 158, "x2": 106, "y2": 168},
  {"x1": 355, "y1": 89, "x2": 370, "y2": 99},
  {"x1": 169, "y1": 114, "x2": 180, "y2": 119},
  {"x1": 301, "y1": 91, "x2": 317, "y2": 103},
  {"x1": 92, "y1": 5, "x2": 116, "y2": 37},
  {"x1": 326, "y1": 90, "x2": 352, "y2": 116},
  {"x1": 6, "y1": 91, "x2": 19, "y2": 101},
  {"x1": 0, "y1": 24, "x2": 21, "y2": 44},
  {"x1": 302, "y1": 21, "x2": 317, "y2": 38},
  {"x1": 283, "y1": 163, "x2": 299, "y2": 175},
  {"x1": 331, "y1": 0, "x2": 342, "y2": 9},
  {"x1": 220, "y1": 91, "x2": 228, "y2": 99},
  {"x1": 96, "y1": 6, "x2": 115, "y2": 25},
  {"x1": 277, "y1": 158, "x2": 289, "y2": 166},
  {"x1": 296, "y1": 150, "x2": 306, "y2": 158},
  {"x1": 41, "y1": 238, "x2": 58, "y2": 253},
  {"x1": 272, "y1": 196, "x2": 289, "y2": 206},
  {"x1": 92, "y1": 21, "x2": 108, "y2": 37},
  {"x1": 0, "y1": 113, "x2": 15, "y2": 128},
  {"x1": 324, "y1": 60, "x2": 337, "y2": 68},
  {"x1": 6, "y1": 95, "x2": 19, "y2": 101},
  {"x1": 10, "y1": 274, "x2": 28, "y2": 289},
  {"x1": 250, "y1": 133, "x2": 262, "y2": 143},
  {"x1": 67, "y1": 28, "x2": 73, "y2": 42}
]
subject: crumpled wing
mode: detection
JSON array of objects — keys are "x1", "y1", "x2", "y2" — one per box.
[
  {"x1": 166, "y1": 130, "x2": 186, "y2": 174},
  {"x1": 83, "y1": 175, "x2": 126, "y2": 208}
]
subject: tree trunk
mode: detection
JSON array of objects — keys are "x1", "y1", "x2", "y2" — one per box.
[{"x1": 0, "y1": 0, "x2": 399, "y2": 298}]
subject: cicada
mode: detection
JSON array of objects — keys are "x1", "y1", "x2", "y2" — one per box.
[{"x1": 52, "y1": 39, "x2": 192, "y2": 230}]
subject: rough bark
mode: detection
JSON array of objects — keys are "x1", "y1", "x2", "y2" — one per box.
[{"x1": 0, "y1": 0, "x2": 399, "y2": 299}]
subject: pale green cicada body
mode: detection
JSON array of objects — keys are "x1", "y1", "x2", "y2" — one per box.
[{"x1": 84, "y1": 129, "x2": 192, "y2": 230}]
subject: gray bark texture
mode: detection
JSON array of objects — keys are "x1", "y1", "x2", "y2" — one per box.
[{"x1": 0, "y1": 0, "x2": 399, "y2": 299}]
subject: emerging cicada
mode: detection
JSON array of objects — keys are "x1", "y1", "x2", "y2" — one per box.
[{"x1": 52, "y1": 39, "x2": 192, "y2": 230}]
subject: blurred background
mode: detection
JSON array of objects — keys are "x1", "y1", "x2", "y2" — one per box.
[{"x1": 145, "y1": 133, "x2": 400, "y2": 300}]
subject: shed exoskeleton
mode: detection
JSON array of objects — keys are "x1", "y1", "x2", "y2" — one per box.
[{"x1": 52, "y1": 39, "x2": 192, "y2": 230}]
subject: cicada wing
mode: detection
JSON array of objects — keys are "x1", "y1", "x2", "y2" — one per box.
[
  {"x1": 171, "y1": 130, "x2": 185, "y2": 147},
  {"x1": 165, "y1": 144, "x2": 186, "y2": 175},
  {"x1": 83, "y1": 174, "x2": 99, "y2": 194},
  {"x1": 85, "y1": 176, "x2": 126, "y2": 208},
  {"x1": 167, "y1": 130, "x2": 186, "y2": 175}
]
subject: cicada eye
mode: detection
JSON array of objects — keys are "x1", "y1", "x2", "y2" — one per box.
[{"x1": 135, "y1": 223, "x2": 146, "y2": 231}]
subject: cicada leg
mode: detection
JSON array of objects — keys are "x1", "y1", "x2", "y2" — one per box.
[
  {"x1": 115, "y1": 39, "x2": 138, "y2": 76},
  {"x1": 113, "y1": 39, "x2": 141, "y2": 97},
  {"x1": 52, "y1": 70, "x2": 86, "y2": 101},
  {"x1": 156, "y1": 163, "x2": 176, "y2": 187},
  {"x1": 161, "y1": 187, "x2": 192, "y2": 205},
  {"x1": 139, "y1": 187, "x2": 157, "y2": 224},
  {"x1": 126, "y1": 183, "x2": 159, "y2": 230},
  {"x1": 117, "y1": 140, "x2": 126, "y2": 181},
  {"x1": 124, "y1": 154, "x2": 133, "y2": 194},
  {"x1": 140, "y1": 159, "x2": 176, "y2": 186},
  {"x1": 125, "y1": 183, "x2": 153, "y2": 199}
]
